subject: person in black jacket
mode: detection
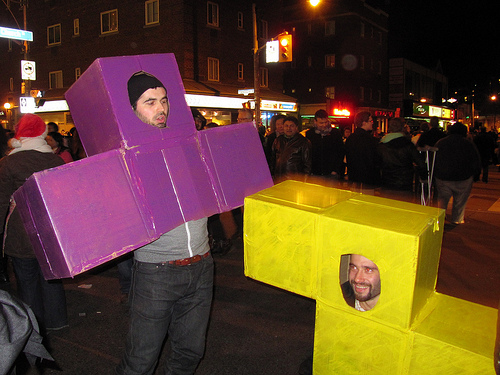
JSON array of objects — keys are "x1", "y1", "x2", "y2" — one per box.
[
  {"x1": 0, "y1": 114, "x2": 67, "y2": 332},
  {"x1": 473, "y1": 127, "x2": 496, "y2": 183},
  {"x1": 271, "y1": 116, "x2": 311, "y2": 182},
  {"x1": 378, "y1": 117, "x2": 427, "y2": 192},
  {"x1": 345, "y1": 111, "x2": 380, "y2": 187},
  {"x1": 305, "y1": 109, "x2": 345, "y2": 179},
  {"x1": 434, "y1": 122, "x2": 481, "y2": 224},
  {"x1": 417, "y1": 116, "x2": 445, "y2": 148}
]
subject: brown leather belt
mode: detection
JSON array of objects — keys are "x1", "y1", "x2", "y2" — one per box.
[{"x1": 168, "y1": 251, "x2": 210, "y2": 266}]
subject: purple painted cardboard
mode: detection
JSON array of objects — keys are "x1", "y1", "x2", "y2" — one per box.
[
  {"x1": 198, "y1": 123, "x2": 272, "y2": 208},
  {"x1": 13, "y1": 54, "x2": 273, "y2": 279},
  {"x1": 13, "y1": 151, "x2": 156, "y2": 279},
  {"x1": 65, "y1": 54, "x2": 196, "y2": 157}
]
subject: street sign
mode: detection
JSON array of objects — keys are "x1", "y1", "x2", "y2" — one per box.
[
  {"x1": 0, "y1": 26, "x2": 33, "y2": 42},
  {"x1": 21, "y1": 60, "x2": 36, "y2": 80}
]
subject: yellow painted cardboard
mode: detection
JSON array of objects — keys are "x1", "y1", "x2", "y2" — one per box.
[{"x1": 244, "y1": 181, "x2": 498, "y2": 374}]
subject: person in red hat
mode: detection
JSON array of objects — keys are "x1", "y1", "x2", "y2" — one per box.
[{"x1": 0, "y1": 114, "x2": 68, "y2": 332}]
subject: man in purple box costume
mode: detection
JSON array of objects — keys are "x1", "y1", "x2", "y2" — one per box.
[{"x1": 116, "y1": 71, "x2": 214, "y2": 375}]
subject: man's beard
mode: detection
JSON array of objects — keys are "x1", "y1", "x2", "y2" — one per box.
[
  {"x1": 350, "y1": 281, "x2": 380, "y2": 302},
  {"x1": 136, "y1": 111, "x2": 168, "y2": 128}
]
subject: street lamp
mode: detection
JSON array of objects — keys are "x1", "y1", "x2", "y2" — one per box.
[{"x1": 309, "y1": 0, "x2": 321, "y2": 6}]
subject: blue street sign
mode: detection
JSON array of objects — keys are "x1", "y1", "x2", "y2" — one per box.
[{"x1": 0, "y1": 26, "x2": 33, "y2": 42}]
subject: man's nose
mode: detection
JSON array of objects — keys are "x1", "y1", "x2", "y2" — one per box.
[{"x1": 354, "y1": 270, "x2": 364, "y2": 283}]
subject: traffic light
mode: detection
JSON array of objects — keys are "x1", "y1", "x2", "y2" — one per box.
[{"x1": 278, "y1": 34, "x2": 293, "y2": 62}]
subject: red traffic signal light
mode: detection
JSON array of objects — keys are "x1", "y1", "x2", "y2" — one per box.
[{"x1": 278, "y1": 34, "x2": 293, "y2": 62}]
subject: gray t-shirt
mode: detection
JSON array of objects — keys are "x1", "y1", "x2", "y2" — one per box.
[{"x1": 134, "y1": 218, "x2": 209, "y2": 263}]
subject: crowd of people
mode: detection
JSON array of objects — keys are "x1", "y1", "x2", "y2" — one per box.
[{"x1": 262, "y1": 110, "x2": 498, "y2": 225}]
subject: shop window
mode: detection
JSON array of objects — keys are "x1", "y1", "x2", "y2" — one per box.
[
  {"x1": 47, "y1": 24, "x2": 61, "y2": 46},
  {"x1": 73, "y1": 19, "x2": 80, "y2": 36},
  {"x1": 207, "y1": 2, "x2": 219, "y2": 27},
  {"x1": 49, "y1": 71, "x2": 63, "y2": 89},
  {"x1": 325, "y1": 54, "x2": 335, "y2": 68},
  {"x1": 238, "y1": 63, "x2": 244, "y2": 81},
  {"x1": 208, "y1": 57, "x2": 219, "y2": 81},
  {"x1": 237, "y1": 11, "x2": 243, "y2": 29},
  {"x1": 340, "y1": 254, "x2": 381, "y2": 312},
  {"x1": 145, "y1": 0, "x2": 159, "y2": 26},
  {"x1": 101, "y1": 9, "x2": 118, "y2": 35}
]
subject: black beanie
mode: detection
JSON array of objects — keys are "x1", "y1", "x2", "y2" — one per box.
[{"x1": 127, "y1": 71, "x2": 166, "y2": 107}]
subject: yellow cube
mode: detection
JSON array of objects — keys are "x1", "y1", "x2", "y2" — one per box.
[{"x1": 244, "y1": 181, "x2": 498, "y2": 374}]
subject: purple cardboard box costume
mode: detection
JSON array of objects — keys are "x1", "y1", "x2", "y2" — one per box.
[{"x1": 13, "y1": 54, "x2": 272, "y2": 279}]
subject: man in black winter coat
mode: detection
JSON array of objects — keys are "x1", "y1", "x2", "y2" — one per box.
[
  {"x1": 345, "y1": 111, "x2": 380, "y2": 187},
  {"x1": 378, "y1": 117, "x2": 427, "y2": 192},
  {"x1": 434, "y1": 122, "x2": 481, "y2": 224},
  {"x1": 271, "y1": 116, "x2": 312, "y2": 182}
]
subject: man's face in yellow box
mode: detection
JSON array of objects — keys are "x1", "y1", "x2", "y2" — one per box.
[{"x1": 349, "y1": 254, "x2": 381, "y2": 311}]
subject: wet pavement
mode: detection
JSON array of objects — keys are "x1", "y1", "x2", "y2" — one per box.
[{"x1": 2, "y1": 169, "x2": 499, "y2": 374}]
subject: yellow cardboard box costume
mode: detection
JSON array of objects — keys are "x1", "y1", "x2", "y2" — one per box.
[{"x1": 244, "y1": 180, "x2": 497, "y2": 374}]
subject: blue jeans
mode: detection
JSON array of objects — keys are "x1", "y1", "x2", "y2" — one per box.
[
  {"x1": 116, "y1": 255, "x2": 214, "y2": 375},
  {"x1": 11, "y1": 256, "x2": 68, "y2": 331}
]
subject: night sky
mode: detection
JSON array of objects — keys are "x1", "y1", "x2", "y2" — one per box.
[{"x1": 385, "y1": 0, "x2": 500, "y2": 92}]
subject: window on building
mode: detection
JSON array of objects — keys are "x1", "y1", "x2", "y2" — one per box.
[
  {"x1": 258, "y1": 20, "x2": 268, "y2": 40},
  {"x1": 360, "y1": 86, "x2": 365, "y2": 101},
  {"x1": 325, "y1": 20, "x2": 335, "y2": 36},
  {"x1": 8, "y1": 39, "x2": 12, "y2": 52},
  {"x1": 325, "y1": 54, "x2": 335, "y2": 68},
  {"x1": 360, "y1": 22, "x2": 365, "y2": 38},
  {"x1": 145, "y1": 0, "x2": 159, "y2": 25},
  {"x1": 73, "y1": 19, "x2": 80, "y2": 36},
  {"x1": 260, "y1": 67, "x2": 268, "y2": 87},
  {"x1": 49, "y1": 71, "x2": 63, "y2": 89},
  {"x1": 325, "y1": 86, "x2": 335, "y2": 99},
  {"x1": 360, "y1": 55, "x2": 365, "y2": 70},
  {"x1": 378, "y1": 61, "x2": 382, "y2": 75},
  {"x1": 75, "y1": 67, "x2": 81, "y2": 81},
  {"x1": 101, "y1": 9, "x2": 118, "y2": 34},
  {"x1": 207, "y1": 2, "x2": 219, "y2": 27},
  {"x1": 307, "y1": 56, "x2": 312, "y2": 68},
  {"x1": 208, "y1": 58, "x2": 219, "y2": 81},
  {"x1": 307, "y1": 23, "x2": 312, "y2": 35},
  {"x1": 238, "y1": 63, "x2": 244, "y2": 81},
  {"x1": 9, "y1": 78, "x2": 14, "y2": 92},
  {"x1": 377, "y1": 90, "x2": 382, "y2": 104},
  {"x1": 47, "y1": 24, "x2": 61, "y2": 46},
  {"x1": 237, "y1": 11, "x2": 243, "y2": 29}
]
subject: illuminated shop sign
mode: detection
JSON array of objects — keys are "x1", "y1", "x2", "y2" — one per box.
[
  {"x1": 374, "y1": 110, "x2": 395, "y2": 117},
  {"x1": 412, "y1": 103, "x2": 454, "y2": 119},
  {"x1": 28, "y1": 95, "x2": 297, "y2": 114},
  {"x1": 333, "y1": 108, "x2": 351, "y2": 117}
]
